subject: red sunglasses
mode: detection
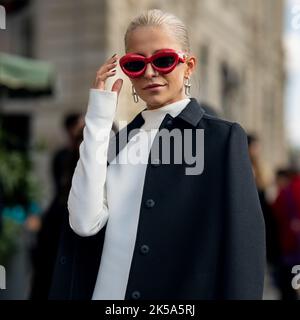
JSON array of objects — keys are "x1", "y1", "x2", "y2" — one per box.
[{"x1": 119, "y1": 49, "x2": 187, "y2": 78}]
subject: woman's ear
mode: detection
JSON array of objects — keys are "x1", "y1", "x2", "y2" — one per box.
[{"x1": 185, "y1": 55, "x2": 197, "y2": 77}]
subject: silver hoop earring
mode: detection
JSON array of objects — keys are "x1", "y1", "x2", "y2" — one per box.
[
  {"x1": 132, "y1": 85, "x2": 139, "y2": 103},
  {"x1": 184, "y1": 77, "x2": 191, "y2": 96}
]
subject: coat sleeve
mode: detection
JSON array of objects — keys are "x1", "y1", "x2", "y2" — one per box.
[{"x1": 221, "y1": 122, "x2": 266, "y2": 299}]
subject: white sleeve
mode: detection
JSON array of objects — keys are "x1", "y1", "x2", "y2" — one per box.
[{"x1": 68, "y1": 89, "x2": 117, "y2": 237}]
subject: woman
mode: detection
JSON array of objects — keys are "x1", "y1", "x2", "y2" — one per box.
[{"x1": 49, "y1": 9, "x2": 265, "y2": 300}]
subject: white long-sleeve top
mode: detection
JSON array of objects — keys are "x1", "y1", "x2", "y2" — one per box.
[{"x1": 68, "y1": 88, "x2": 190, "y2": 299}]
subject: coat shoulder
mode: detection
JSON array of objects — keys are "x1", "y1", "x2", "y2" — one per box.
[
  {"x1": 199, "y1": 113, "x2": 247, "y2": 138},
  {"x1": 201, "y1": 113, "x2": 234, "y2": 128}
]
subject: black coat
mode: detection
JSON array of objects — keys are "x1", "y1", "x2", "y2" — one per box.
[{"x1": 49, "y1": 97, "x2": 266, "y2": 300}]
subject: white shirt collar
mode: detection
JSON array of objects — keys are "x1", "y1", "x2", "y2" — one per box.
[{"x1": 141, "y1": 98, "x2": 190, "y2": 130}]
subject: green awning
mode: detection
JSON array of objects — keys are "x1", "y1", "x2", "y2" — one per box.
[{"x1": 0, "y1": 53, "x2": 54, "y2": 91}]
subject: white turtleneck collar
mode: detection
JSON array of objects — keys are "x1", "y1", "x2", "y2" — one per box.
[{"x1": 141, "y1": 98, "x2": 191, "y2": 130}]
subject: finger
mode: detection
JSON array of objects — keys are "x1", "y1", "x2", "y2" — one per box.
[
  {"x1": 97, "y1": 62, "x2": 117, "y2": 74},
  {"x1": 108, "y1": 54, "x2": 118, "y2": 62},
  {"x1": 93, "y1": 69, "x2": 117, "y2": 90},
  {"x1": 111, "y1": 79, "x2": 123, "y2": 95},
  {"x1": 97, "y1": 69, "x2": 117, "y2": 81}
]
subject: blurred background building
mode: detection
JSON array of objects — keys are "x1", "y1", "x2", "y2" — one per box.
[
  {"x1": 0, "y1": 0, "x2": 299, "y2": 300},
  {"x1": 0, "y1": 0, "x2": 287, "y2": 207}
]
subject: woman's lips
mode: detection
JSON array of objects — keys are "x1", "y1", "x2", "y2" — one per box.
[{"x1": 143, "y1": 84, "x2": 166, "y2": 90}]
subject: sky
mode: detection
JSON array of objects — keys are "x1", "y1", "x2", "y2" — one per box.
[{"x1": 284, "y1": 0, "x2": 300, "y2": 148}]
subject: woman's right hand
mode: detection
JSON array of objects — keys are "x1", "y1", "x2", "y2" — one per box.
[{"x1": 93, "y1": 54, "x2": 123, "y2": 96}]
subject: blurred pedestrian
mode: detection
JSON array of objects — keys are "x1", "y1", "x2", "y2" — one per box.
[
  {"x1": 29, "y1": 113, "x2": 84, "y2": 299},
  {"x1": 272, "y1": 169, "x2": 300, "y2": 300},
  {"x1": 247, "y1": 134, "x2": 281, "y2": 267}
]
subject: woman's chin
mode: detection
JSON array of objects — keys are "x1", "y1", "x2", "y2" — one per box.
[{"x1": 142, "y1": 94, "x2": 165, "y2": 108}]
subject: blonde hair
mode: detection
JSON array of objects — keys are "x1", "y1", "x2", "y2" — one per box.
[{"x1": 124, "y1": 9, "x2": 190, "y2": 53}]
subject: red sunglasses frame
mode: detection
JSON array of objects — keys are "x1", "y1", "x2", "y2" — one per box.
[{"x1": 119, "y1": 49, "x2": 187, "y2": 78}]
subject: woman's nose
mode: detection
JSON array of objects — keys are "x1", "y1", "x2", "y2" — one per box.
[{"x1": 143, "y1": 62, "x2": 158, "y2": 78}]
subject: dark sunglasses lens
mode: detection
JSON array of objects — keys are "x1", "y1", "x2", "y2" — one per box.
[
  {"x1": 153, "y1": 55, "x2": 175, "y2": 68},
  {"x1": 123, "y1": 60, "x2": 145, "y2": 72}
]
